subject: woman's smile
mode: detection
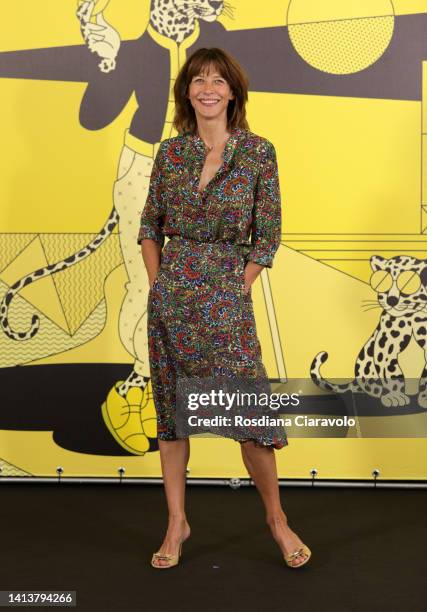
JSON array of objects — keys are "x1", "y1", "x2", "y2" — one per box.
[{"x1": 198, "y1": 98, "x2": 220, "y2": 106}]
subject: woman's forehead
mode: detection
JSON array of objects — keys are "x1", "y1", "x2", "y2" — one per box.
[{"x1": 194, "y1": 62, "x2": 224, "y2": 77}]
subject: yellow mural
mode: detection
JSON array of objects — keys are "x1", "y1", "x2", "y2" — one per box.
[{"x1": 0, "y1": 0, "x2": 427, "y2": 479}]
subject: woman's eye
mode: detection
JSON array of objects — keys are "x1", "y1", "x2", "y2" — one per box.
[{"x1": 193, "y1": 77, "x2": 225, "y2": 85}]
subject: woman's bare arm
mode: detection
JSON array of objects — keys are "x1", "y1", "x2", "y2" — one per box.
[
  {"x1": 140, "y1": 239, "x2": 162, "y2": 289},
  {"x1": 243, "y1": 260, "x2": 264, "y2": 294}
]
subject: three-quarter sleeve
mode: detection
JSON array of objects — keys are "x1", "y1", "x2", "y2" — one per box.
[
  {"x1": 246, "y1": 140, "x2": 282, "y2": 269},
  {"x1": 137, "y1": 143, "x2": 166, "y2": 247}
]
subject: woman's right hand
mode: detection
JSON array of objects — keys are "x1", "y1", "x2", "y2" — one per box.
[
  {"x1": 149, "y1": 271, "x2": 160, "y2": 290},
  {"x1": 140, "y1": 239, "x2": 162, "y2": 290}
]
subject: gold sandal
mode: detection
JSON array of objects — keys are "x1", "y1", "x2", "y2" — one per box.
[
  {"x1": 151, "y1": 541, "x2": 183, "y2": 569},
  {"x1": 284, "y1": 545, "x2": 311, "y2": 568}
]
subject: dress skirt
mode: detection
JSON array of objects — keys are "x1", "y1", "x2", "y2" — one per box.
[{"x1": 147, "y1": 235, "x2": 288, "y2": 450}]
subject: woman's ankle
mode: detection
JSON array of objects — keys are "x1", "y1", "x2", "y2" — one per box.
[
  {"x1": 168, "y1": 513, "x2": 188, "y2": 524},
  {"x1": 266, "y1": 510, "x2": 287, "y2": 527}
]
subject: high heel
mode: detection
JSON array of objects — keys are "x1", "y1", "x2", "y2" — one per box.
[
  {"x1": 151, "y1": 541, "x2": 183, "y2": 569},
  {"x1": 284, "y1": 545, "x2": 311, "y2": 569}
]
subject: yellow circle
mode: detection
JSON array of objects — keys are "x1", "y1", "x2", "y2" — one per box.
[
  {"x1": 287, "y1": 0, "x2": 394, "y2": 75},
  {"x1": 370, "y1": 270, "x2": 392, "y2": 293},
  {"x1": 77, "y1": 0, "x2": 110, "y2": 16},
  {"x1": 396, "y1": 271, "x2": 421, "y2": 295}
]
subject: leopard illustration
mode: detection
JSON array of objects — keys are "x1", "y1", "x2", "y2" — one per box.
[
  {"x1": 311, "y1": 255, "x2": 427, "y2": 408},
  {"x1": 0, "y1": 208, "x2": 118, "y2": 341},
  {"x1": 150, "y1": 0, "x2": 225, "y2": 43}
]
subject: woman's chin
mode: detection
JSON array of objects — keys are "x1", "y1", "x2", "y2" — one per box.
[{"x1": 195, "y1": 107, "x2": 227, "y2": 122}]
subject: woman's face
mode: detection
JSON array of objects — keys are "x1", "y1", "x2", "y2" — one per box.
[{"x1": 187, "y1": 63, "x2": 234, "y2": 125}]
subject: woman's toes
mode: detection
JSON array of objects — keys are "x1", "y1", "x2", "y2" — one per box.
[
  {"x1": 154, "y1": 557, "x2": 170, "y2": 567},
  {"x1": 292, "y1": 552, "x2": 308, "y2": 566}
]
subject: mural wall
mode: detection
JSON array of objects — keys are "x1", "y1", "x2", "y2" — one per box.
[{"x1": 0, "y1": 0, "x2": 426, "y2": 479}]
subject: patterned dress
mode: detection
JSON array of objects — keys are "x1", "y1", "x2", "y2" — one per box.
[{"x1": 137, "y1": 127, "x2": 288, "y2": 449}]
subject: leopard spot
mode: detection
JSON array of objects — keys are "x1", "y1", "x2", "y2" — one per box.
[
  {"x1": 379, "y1": 333, "x2": 387, "y2": 348},
  {"x1": 399, "y1": 335, "x2": 411, "y2": 350}
]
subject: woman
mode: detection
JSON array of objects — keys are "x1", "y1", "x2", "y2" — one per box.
[{"x1": 138, "y1": 48, "x2": 311, "y2": 569}]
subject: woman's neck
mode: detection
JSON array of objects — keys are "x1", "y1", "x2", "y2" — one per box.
[{"x1": 195, "y1": 118, "x2": 231, "y2": 149}]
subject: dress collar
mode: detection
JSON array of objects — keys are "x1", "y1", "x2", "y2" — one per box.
[{"x1": 185, "y1": 127, "x2": 245, "y2": 165}]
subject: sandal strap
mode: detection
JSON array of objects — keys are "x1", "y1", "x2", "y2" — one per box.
[
  {"x1": 286, "y1": 547, "x2": 306, "y2": 561},
  {"x1": 152, "y1": 552, "x2": 176, "y2": 561}
]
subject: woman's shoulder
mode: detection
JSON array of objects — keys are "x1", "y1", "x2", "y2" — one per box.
[
  {"x1": 158, "y1": 133, "x2": 187, "y2": 151},
  {"x1": 241, "y1": 129, "x2": 277, "y2": 159},
  {"x1": 161, "y1": 133, "x2": 188, "y2": 144}
]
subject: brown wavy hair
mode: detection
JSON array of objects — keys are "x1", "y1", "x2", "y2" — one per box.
[{"x1": 172, "y1": 47, "x2": 250, "y2": 134}]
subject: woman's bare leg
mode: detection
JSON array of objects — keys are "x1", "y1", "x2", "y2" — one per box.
[
  {"x1": 152, "y1": 438, "x2": 191, "y2": 567},
  {"x1": 240, "y1": 441, "x2": 309, "y2": 566}
]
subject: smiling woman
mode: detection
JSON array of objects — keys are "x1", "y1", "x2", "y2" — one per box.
[{"x1": 138, "y1": 47, "x2": 311, "y2": 571}]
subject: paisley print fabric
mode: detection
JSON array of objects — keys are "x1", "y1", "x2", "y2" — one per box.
[{"x1": 137, "y1": 127, "x2": 287, "y2": 450}]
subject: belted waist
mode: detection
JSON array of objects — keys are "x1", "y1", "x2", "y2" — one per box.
[
  {"x1": 168, "y1": 235, "x2": 249, "y2": 249},
  {"x1": 161, "y1": 235, "x2": 252, "y2": 276}
]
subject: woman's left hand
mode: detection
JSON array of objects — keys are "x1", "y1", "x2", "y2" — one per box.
[{"x1": 243, "y1": 261, "x2": 264, "y2": 294}]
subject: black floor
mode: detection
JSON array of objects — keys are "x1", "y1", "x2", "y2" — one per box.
[{"x1": 1, "y1": 483, "x2": 426, "y2": 611}]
